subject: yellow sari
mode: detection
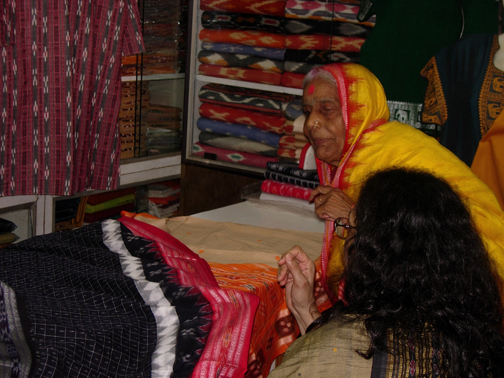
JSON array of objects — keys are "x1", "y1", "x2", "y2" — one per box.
[{"x1": 317, "y1": 63, "x2": 504, "y2": 297}]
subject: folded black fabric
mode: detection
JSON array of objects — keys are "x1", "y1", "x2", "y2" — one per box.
[
  {"x1": 284, "y1": 49, "x2": 360, "y2": 64},
  {"x1": 267, "y1": 161, "x2": 319, "y2": 181},
  {"x1": 284, "y1": 18, "x2": 372, "y2": 37},
  {"x1": 201, "y1": 11, "x2": 284, "y2": 34},
  {"x1": 0, "y1": 218, "x2": 17, "y2": 233},
  {"x1": 265, "y1": 170, "x2": 319, "y2": 189}
]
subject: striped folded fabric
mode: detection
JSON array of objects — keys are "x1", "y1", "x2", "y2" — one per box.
[
  {"x1": 197, "y1": 117, "x2": 282, "y2": 148},
  {"x1": 199, "y1": 64, "x2": 283, "y2": 85},
  {"x1": 200, "y1": 0, "x2": 287, "y2": 17},
  {"x1": 201, "y1": 11, "x2": 285, "y2": 34},
  {"x1": 284, "y1": 49, "x2": 360, "y2": 63},
  {"x1": 201, "y1": 42, "x2": 286, "y2": 60},
  {"x1": 199, "y1": 103, "x2": 293, "y2": 134},
  {"x1": 281, "y1": 72, "x2": 306, "y2": 89},
  {"x1": 264, "y1": 170, "x2": 318, "y2": 189},
  {"x1": 284, "y1": 99, "x2": 304, "y2": 120},
  {"x1": 199, "y1": 29, "x2": 286, "y2": 48},
  {"x1": 192, "y1": 142, "x2": 278, "y2": 168},
  {"x1": 284, "y1": 61, "x2": 320, "y2": 74},
  {"x1": 284, "y1": 18, "x2": 372, "y2": 37},
  {"x1": 261, "y1": 179, "x2": 312, "y2": 200},
  {"x1": 198, "y1": 50, "x2": 285, "y2": 73},
  {"x1": 279, "y1": 134, "x2": 309, "y2": 150},
  {"x1": 284, "y1": 0, "x2": 376, "y2": 25},
  {"x1": 199, "y1": 83, "x2": 294, "y2": 115},
  {"x1": 267, "y1": 161, "x2": 319, "y2": 181},
  {"x1": 199, "y1": 131, "x2": 278, "y2": 157},
  {"x1": 285, "y1": 34, "x2": 365, "y2": 52}
]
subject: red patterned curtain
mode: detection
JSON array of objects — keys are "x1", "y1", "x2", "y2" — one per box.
[{"x1": 0, "y1": 0, "x2": 144, "y2": 196}]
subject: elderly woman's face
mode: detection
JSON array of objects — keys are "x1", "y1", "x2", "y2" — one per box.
[{"x1": 303, "y1": 77, "x2": 346, "y2": 166}]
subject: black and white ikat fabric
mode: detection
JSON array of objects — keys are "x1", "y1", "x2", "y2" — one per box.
[{"x1": 0, "y1": 220, "x2": 212, "y2": 378}]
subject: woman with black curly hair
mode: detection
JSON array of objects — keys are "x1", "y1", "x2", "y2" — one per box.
[{"x1": 272, "y1": 167, "x2": 504, "y2": 378}]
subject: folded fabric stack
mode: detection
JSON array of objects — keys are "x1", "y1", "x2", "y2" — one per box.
[
  {"x1": 0, "y1": 218, "x2": 18, "y2": 248},
  {"x1": 144, "y1": 104, "x2": 183, "y2": 155},
  {"x1": 194, "y1": 83, "x2": 302, "y2": 168},
  {"x1": 146, "y1": 180, "x2": 181, "y2": 218},
  {"x1": 197, "y1": 0, "x2": 374, "y2": 88},
  {"x1": 84, "y1": 188, "x2": 137, "y2": 223},
  {"x1": 142, "y1": 0, "x2": 183, "y2": 74},
  {"x1": 118, "y1": 82, "x2": 150, "y2": 159},
  {"x1": 260, "y1": 161, "x2": 319, "y2": 206}
]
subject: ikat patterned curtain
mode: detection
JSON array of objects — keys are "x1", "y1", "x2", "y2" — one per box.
[{"x1": 0, "y1": 0, "x2": 144, "y2": 196}]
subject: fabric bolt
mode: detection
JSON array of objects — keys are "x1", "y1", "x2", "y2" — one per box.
[
  {"x1": 83, "y1": 203, "x2": 136, "y2": 223},
  {"x1": 0, "y1": 0, "x2": 145, "y2": 196},
  {"x1": 310, "y1": 63, "x2": 504, "y2": 304},
  {"x1": 293, "y1": 114, "x2": 306, "y2": 133},
  {"x1": 265, "y1": 170, "x2": 319, "y2": 189},
  {"x1": 199, "y1": 83, "x2": 294, "y2": 115},
  {"x1": 199, "y1": 103, "x2": 293, "y2": 134},
  {"x1": 278, "y1": 148, "x2": 300, "y2": 159},
  {"x1": 198, "y1": 50, "x2": 285, "y2": 73},
  {"x1": 284, "y1": 61, "x2": 320, "y2": 74},
  {"x1": 284, "y1": 0, "x2": 376, "y2": 25},
  {"x1": 199, "y1": 64, "x2": 283, "y2": 85},
  {"x1": 85, "y1": 194, "x2": 136, "y2": 214},
  {"x1": 199, "y1": 29, "x2": 286, "y2": 48},
  {"x1": 285, "y1": 35, "x2": 365, "y2": 52},
  {"x1": 199, "y1": 131, "x2": 278, "y2": 157},
  {"x1": 421, "y1": 34, "x2": 504, "y2": 166},
  {"x1": 201, "y1": 42, "x2": 286, "y2": 60},
  {"x1": 192, "y1": 142, "x2": 278, "y2": 168},
  {"x1": 197, "y1": 117, "x2": 282, "y2": 148},
  {"x1": 261, "y1": 179, "x2": 312, "y2": 200},
  {"x1": 281, "y1": 72, "x2": 306, "y2": 89},
  {"x1": 284, "y1": 99, "x2": 304, "y2": 120},
  {"x1": 267, "y1": 161, "x2": 319, "y2": 181},
  {"x1": 284, "y1": 18, "x2": 372, "y2": 37},
  {"x1": 201, "y1": 11, "x2": 285, "y2": 34},
  {"x1": 284, "y1": 49, "x2": 360, "y2": 63},
  {"x1": 279, "y1": 135, "x2": 309, "y2": 150},
  {"x1": 200, "y1": 0, "x2": 287, "y2": 17}
]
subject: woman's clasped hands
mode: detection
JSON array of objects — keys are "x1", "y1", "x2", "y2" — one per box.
[
  {"x1": 309, "y1": 185, "x2": 354, "y2": 222},
  {"x1": 277, "y1": 246, "x2": 321, "y2": 335}
]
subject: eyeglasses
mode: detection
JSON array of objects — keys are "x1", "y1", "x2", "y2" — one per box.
[{"x1": 334, "y1": 217, "x2": 356, "y2": 239}]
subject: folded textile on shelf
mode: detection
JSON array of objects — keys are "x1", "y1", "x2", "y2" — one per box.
[
  {"x1": 199, "y1": 29, "x2": 286, "y2": 48},
  {"x1": 285, "y1": 34, "x2": 365, "y2": 51},
  {"x1": 199, "y1": 63, "x2": 283, "y2": 85},
  {"x1": 200, "y1": 0, "x2": 287, "y2": 17},
  {"x1": 193, "y1": 142, "x2": 278, "y2": 168},
  {"x1": 284, "y1": 18, "x2": 372, "y2": 37},
  {"x1": 284, "y1": 49, "x2": 360, "y2": 63},
  {"x1": 285, "y1": 0, "x2": 376, "y2": 25},
  {"x1": 267, "y1": 161, "x2": 319, "y2": 180},
  {"x1": 201, "y1": 11, "x2": 285, "y2": 33},
  {"x1": 199, "y1": 83, "x2": 294, "y2": 115},
  {"x1": 261, "y1": 179, "x2": 312, "y2": 200},
  {"x1": 281, "y1": 71, "x2": 306, "y2": 88},
  {"x1": 198, "y1": 50, "x2": 285, "y2": 73},
  {"x1": 265, "y1": 170, "x2": 319, "y2": 189},
  {"x1": 201, "y1": 42, "x2": 286, "y2": 60},
  {"x1": 199, "y1": 103, "x2": 294, "y2": 134},
  {"x1": 197, "y1": 117, "x2": 283, "y2": 148},
  {"x1": 199, "y1": 131, "x2": 278, "y2": 157}
]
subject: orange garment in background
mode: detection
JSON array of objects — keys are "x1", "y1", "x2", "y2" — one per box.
[{"x1": 472, "y1": 110, "x2": 504, "y2": 210}]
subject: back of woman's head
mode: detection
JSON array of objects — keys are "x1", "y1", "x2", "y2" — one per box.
[{"x1": 342, "y1": 167, "x2": 504, "y2": 377}]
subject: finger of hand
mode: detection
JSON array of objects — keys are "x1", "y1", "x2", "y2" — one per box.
[{"x1": 285, "y1": 254, "x2": 307, "y2": 285}]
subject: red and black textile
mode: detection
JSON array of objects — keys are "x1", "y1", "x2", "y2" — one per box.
[
  {"x1": 198, "y1": 83, "x2": 294, "y2": 115},
  {"x1": 193, "y1": 142, "x2": 278, "y2": 168},
  {"x1": 199, "y1": 64, "x2": 283, "y2": 85},
  {"x1": 200, "y1": 0, "x2": 287, "y2": 17},
  {"x1": 264, "y1": 170, "x2": 319, "y2": 189},
  {"x1": 284, "y1": 18, "x2": 372, "y2": 37},
  {"x1": 267, "y1": 161, "x2": 319, "y2": 181},
  {"x1": 284, "y1": 49, "x2": 360, "y2": 63},
  {"x1": 201, "y1": 11, "x2": 285, "y2": 34},
  {"x1": 0, "y1": 221, "x2": 211, "y2": 377},
  {"x1": 198, "y1": 50, "x2": 285, "y2": 73},
  {"x1": 281, "y1": 72, "x2": 306, "y2": 88},
  {"x1": 0, "y1": 0, "x2": 145, "y2": 196},
  {"x1": 199, "y1": 103, "x2": 293, "y2": 134},
  {"x1": 285, "y1": 34, "x2": 365, "y2": 51},
  {"x1": 199, "y1": 29, "x2": 286, "y2": 48}
]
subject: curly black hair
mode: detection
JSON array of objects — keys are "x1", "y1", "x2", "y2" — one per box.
[{"x1": 329, "y1": 167, "x2": 504, "y2": 377}]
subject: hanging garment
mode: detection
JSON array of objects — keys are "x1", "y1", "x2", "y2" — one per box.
[
  {"x1": 0, "y1": 0, "x2": 145, "y2": 196},
  {"x1": 421, "y1": 34, "x2": 504, "y2": 166}
]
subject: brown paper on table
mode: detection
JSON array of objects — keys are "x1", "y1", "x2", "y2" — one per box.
[{"x1": 167, "y1": 216, "x2": 323, "y2": 267}]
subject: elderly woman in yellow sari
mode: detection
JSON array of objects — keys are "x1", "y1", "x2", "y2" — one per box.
[{"x1": 301, "y1": 63, "x2": 504, "y2": 302}]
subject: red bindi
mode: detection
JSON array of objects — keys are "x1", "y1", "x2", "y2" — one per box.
[{"x1": 308, "y1": 84, "x2": 315, "y2": 94}]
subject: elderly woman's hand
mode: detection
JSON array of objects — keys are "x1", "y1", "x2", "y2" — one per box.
[
  {"x1": 309, "y1": 185, "x2": 354, "y2": 222},
  {"x1": 278, "y1": 246, "x2": 321, "y2": 334}
]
